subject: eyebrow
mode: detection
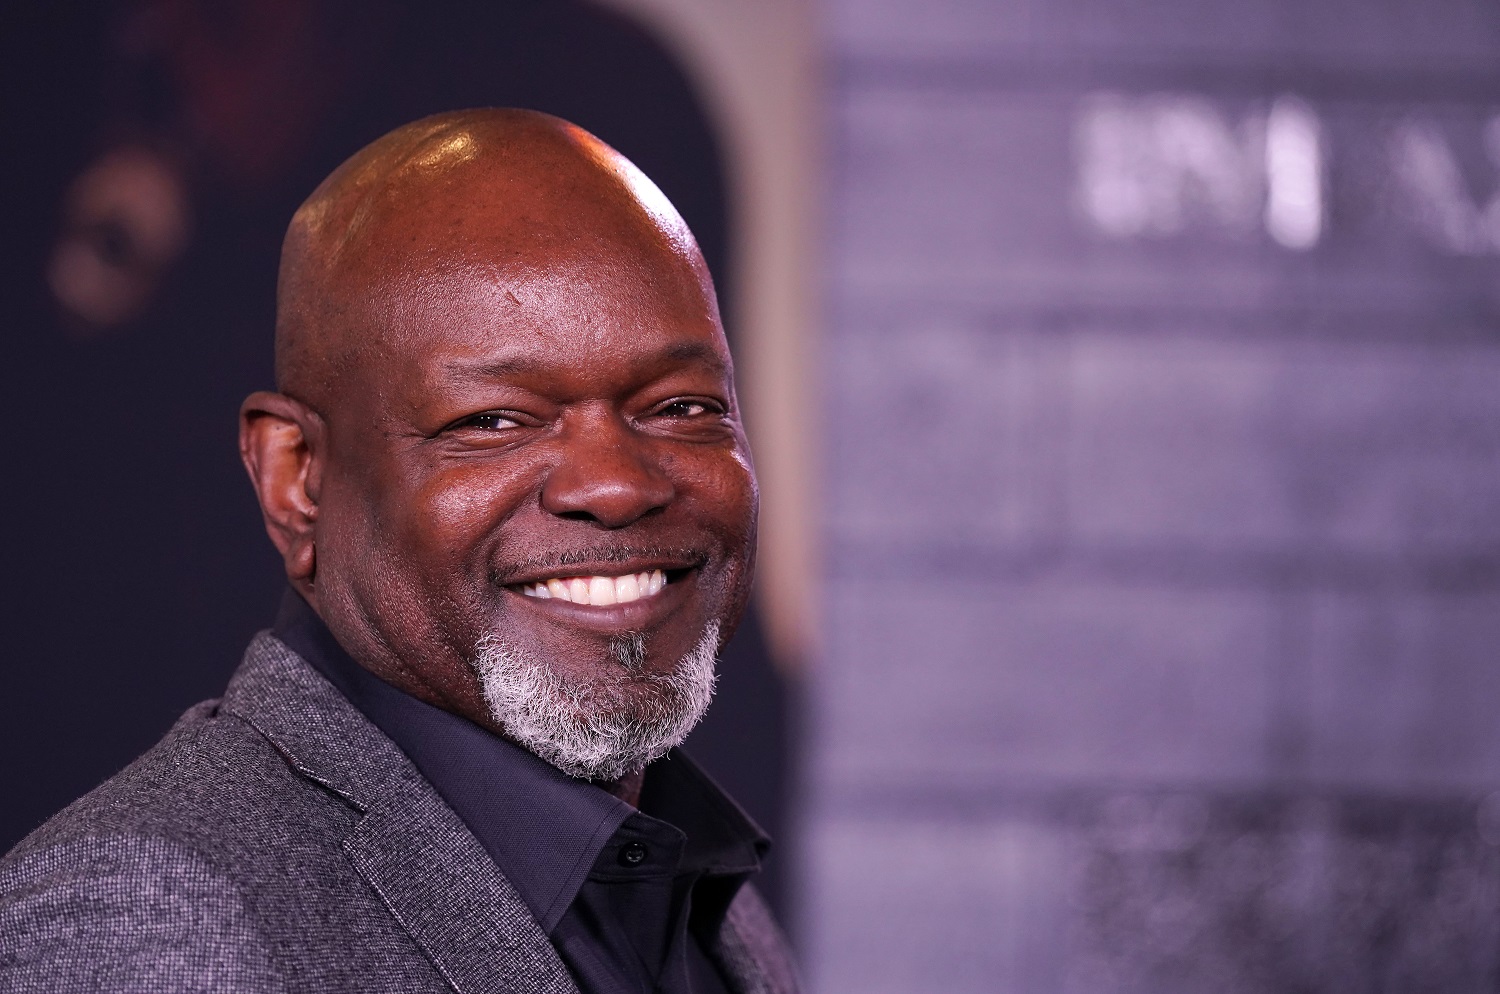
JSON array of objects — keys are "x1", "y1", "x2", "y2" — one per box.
[
  {"x1": 440, "y1": 340, "x2": 729, "y2": 382},
  {"x1": 661, "y1": 340, "x2": 729, "y2": 373}
]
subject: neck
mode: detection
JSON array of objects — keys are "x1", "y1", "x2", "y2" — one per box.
[{"x1": 599, "y1": 768, "x2": 645, "y2": 808}]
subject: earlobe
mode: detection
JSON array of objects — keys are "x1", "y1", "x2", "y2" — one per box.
[{"x1": 239, "y1": 391, "x2": 324, "y2": 586}]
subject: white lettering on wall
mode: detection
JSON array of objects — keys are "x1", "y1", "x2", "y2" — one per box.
[
  {"x1": 1263, "y1": 97, "x2": 1324, "y2": 250},
  {"x1": 1075, "y1": 92, "x2": 1500, "y2": 256},
  {"x1": 1075, "y1": 92, "x2": 1324, "y2": 249},
  {"x1": 1390, "y1": 115, "x2": 1500, "y2": 255}
]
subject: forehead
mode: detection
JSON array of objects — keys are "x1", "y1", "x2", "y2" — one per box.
[
  {"x1": 428, "y1": 265, "x2": 719, "y2": 364},
  {"x1": 351, "y1": 233, "x2": 729, "y2": 407},
  {"x1": 323, "y1": 147, "x2": 727, "y2": 390}
]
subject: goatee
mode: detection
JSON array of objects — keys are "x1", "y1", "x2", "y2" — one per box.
[{"x1": 473, "y1": 623, "x2": 720, "y2": 782}]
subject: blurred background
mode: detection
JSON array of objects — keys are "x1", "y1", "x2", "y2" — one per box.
[{"x1": 7, "y1": 1, "x2": 1500, "y2": 991}]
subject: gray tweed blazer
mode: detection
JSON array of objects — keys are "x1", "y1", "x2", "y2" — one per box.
[{"x1": 0, "y1": 633, "x2": 800, "y2": 994}]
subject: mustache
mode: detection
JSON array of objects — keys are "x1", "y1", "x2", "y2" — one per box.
[{"x1": 489, "y1": 545, "x2": 707, "y2": 585}]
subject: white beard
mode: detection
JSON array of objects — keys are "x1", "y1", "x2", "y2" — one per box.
[{"x1": 472, "y1": 622, "x2": 720, "y2": 782}]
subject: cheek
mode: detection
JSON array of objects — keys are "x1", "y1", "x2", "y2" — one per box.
[
  {"x1": 723, "y1": 445, "x2": 760, "y2": 530},
  {"x1": 681, "y1": 446, "x2": 758, "y2": 551},
  {"x1": 418, "y1": 472, "x2": 503, "y2": 534},
  {"x1": 693, "y1": 448, "x2": 758, "y2": 632},
  {"x1": 342, "y1": 465, "x2": 530, "y2": 642},
  {"x1": 407, "y1": 462, "x2": 533, "y2": 561}
]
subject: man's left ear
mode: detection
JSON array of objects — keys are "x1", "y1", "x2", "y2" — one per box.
[{"x1": 239, "y1": 391, "x2": 325, "y2": 588}]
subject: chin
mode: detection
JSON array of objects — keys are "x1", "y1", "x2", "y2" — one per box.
[{"x1": 473, "y1": 621, "x2": 721, "y2": 781}]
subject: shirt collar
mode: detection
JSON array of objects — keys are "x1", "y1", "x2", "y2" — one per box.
[
  {"x1": 271, "y1": 588, "x2": 768, "y2": 931},
  {"x1": 639, "y1": 752, "x2": 768, "y2": 877}
]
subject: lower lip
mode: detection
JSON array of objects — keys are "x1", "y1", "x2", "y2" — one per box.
[{"x1": 504, "y1": 572, "x2": 695, "y2": 632}]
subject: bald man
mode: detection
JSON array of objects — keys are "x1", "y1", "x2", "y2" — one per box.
[{"x1": 0, "y1": 110, "x2": 797, "y2": 994}]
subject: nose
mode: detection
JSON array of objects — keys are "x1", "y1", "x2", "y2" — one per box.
[{"x1": 540, "y1": 408, "x2": 675, "y2": 528}]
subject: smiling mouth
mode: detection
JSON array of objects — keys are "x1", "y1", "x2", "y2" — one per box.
[{"x1": 513, "y1": 569, "x2": 671, "y2": 606}]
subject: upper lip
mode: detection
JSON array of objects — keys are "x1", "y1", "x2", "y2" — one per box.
[{"x1": 495, "y1": 551, "x2": 704, "y2": 588}]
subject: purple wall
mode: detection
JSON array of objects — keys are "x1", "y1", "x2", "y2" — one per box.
[{"x1": 807, "y1": 0, "x2": 1500, "y2": 989}]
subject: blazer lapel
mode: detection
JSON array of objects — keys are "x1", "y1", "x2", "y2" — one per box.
[
  {"x1": 222, "y1": 633, "x2": 580, "y2": 994},
  {"x1": 344, "y1": 788, "x2": 580, "y2": 994}
]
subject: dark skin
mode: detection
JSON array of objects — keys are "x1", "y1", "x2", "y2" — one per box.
[{"x1": 238, "y1": 110, "x2": 758, "y2": 806}]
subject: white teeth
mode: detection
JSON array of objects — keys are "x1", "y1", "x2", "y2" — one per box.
[{"x1": 519, "y1": 569, "x2": 668, "y2": 605}]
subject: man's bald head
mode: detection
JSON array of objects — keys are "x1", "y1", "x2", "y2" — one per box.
[{"x1": 274, "y1": 108, "x2": 713, "y2": 412}]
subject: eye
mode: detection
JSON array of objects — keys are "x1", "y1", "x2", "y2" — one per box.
[
  {"x1": 653, "y1": 398, "x2": 723, "y2": 418},
  {"x1": 449, "y1": 411, "x2": 524, "y2": 432}
]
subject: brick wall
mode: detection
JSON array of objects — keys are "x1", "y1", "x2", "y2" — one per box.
[{"x1": 807, "y1": 1, "x2": 1500, "y2": 990}]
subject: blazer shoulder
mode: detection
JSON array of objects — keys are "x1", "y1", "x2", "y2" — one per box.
[
  {"x1": 0, "y1": 831, "x2": 290, "y2": 993},
  {"x1": 7, "y1": 691, "x2": 356, "y2": 868}
]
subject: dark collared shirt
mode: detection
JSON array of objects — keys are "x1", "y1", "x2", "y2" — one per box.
[{"x1": 273, "y1": 590, "x2": 768, "y2": 994}]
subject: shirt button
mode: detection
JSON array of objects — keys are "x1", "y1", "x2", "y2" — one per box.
[{"x1": 618, "y1": 842, "x2": 649, "y2": 866}]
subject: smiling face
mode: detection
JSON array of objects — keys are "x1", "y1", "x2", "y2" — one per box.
[{"x1": 241, "y1": 112, "x2": 757, "y2": 783}]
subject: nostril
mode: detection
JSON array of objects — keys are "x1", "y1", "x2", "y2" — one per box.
[{"x1": 553, "y1": 504, "x2": 667, "y2": 526}]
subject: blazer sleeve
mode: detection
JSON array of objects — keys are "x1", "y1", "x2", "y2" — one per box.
[{"x1": 0, "y1": 833, "x2": 291, "y2": 994}]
